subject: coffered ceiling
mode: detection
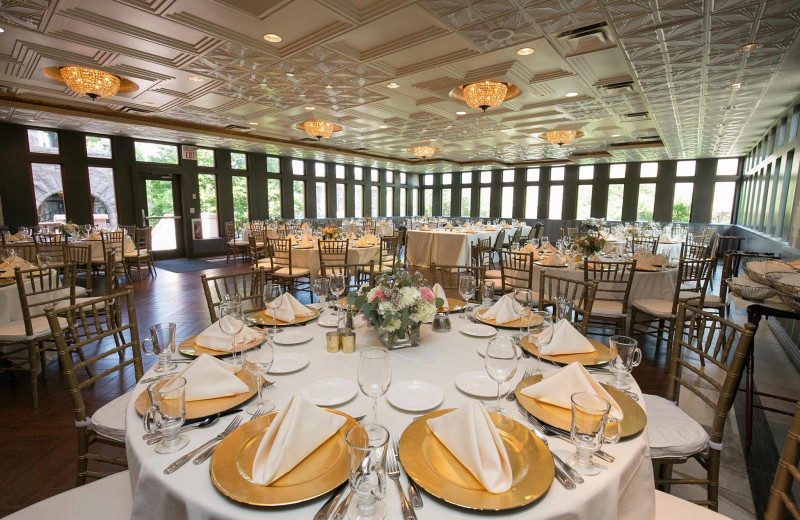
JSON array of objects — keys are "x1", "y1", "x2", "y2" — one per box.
[{"x1": 0, "y1": 0, "x2": 798, "y2": 172}]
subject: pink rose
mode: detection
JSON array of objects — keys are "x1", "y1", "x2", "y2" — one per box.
[
  {"x1": 371, "y1": 289, "x2": 384, "y2": 302},
  {"x1": 420, "y1": 287, "x2": 434, "y2": 302}
]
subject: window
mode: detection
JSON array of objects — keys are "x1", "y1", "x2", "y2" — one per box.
[
  {"x1": 441, "y1": 188, "x2": 451, "y2": 216},
  {"x1": 197, "y1": 148, "x2": 215, "y2": 168},
  {"x1": 423, "y1": 175, "x2": 433, "y2": 186},
  {"x1": 315, "y1": 182, "x2": 327, "y2": 217},
  {"x1": 335, "y1": 165, "x2": 345, "y2": 179},
  {"x1": 371, "y1": 186, "x2": 379, "y2": 217},
  {"x1": 32, "y1": 163, "x2": 64, "y2": 223},
  {"x1": 460, "y1": 188, "x2": 471, "y2": 216},
  {"x1": 315, "y1": 162, "x2": 326, "y2": 177},
  {"x1": 423, "y1": 190, "x2": 433, "y2": 216},
  {"x1": 548, "y1": 185, "x2": 563, "y2": 219},
  {"x1": 293, "y1": 181, "x2": 305, "y2": 218},
  {"x1": 609, "y1": 164, "x2": 626, "y2": 179},
  {"x1": 637, "y1": 184, "x2": 656, "y2": 220},
  {"x1": 640, "y1": 162, "x2": 658, "y2": 178},
  {"x1": 267, "y1": 179, "x2": 281, "y2": 218},
  {"x1": 501, "y1": 186, "x2": 514, "y2": 217},
  {"x1": 503, "y1": 169, "x2": 515, "y2": 183},
  {"x1": 88, "y1": 167, "x2": 118, "y2": 229},
  {"x1": 525, "y1": 186, "x2": 538, "y2": 218},
  {"x1": 386, "y1": 188, "x2": 394, "y2": 217},
  {"x1": 230, "y1": 152, "x2": 246, "y2": 170},
  {"x1": 197, "y1": 173, "x2": 219, "y2": 238},
  {"x1": 399, "y1": 188, "x2": 407, "y2": 215},
  {"x1": 85, "y1": 136, "x2": 112, "y2": 158},
  {"x1": 676, "y1": 160, "x2": 695, "y2": 177},
  {"x1": 231, "y1": 176, "x2": 249, "y2": 225},
  {"x1": 292, "y1": 159, "x2": 304, "y2": 176},
  {"x1": 134, "y1": 141, "x2": 178, "y2": 163},
  {"x1": 578, "y1": 165, "x2": 594, "y2": 180},
  {"x1": 479, "y1": 187, "x2": 491, "y2": 216},
  {"x1": 354, "y1": 185, "x2": 363, "y2": 218},
  {"x1": 354, "y1": 167, "x2": 363, "y2": 181},
  {"x1": 336, "y1": 184, "x2": 345, "y2": 218},
  {"x1": 371, "y1": 169, "x2": 379, "y2": 182},
  {"x1": 400, "y1": 172, "x2": 407, "y2": 184},
  {"x1": 672, "y1": 183, "x2": 693, "y2": 222},
  {"x1": 716, "y1": 158, "x2": 739, "y2": 176},
  {"x1": 442, "y1": 173, "x2": 452, "y2": 185},
  {"x1": 550, "y1": 167, "x2": 565, "y2": 182},
  {"x1": 606, "y1": 184, "x2": 625, "y2": 221},
  {"x1": 576, "y1": 185, "x2": 593, "y2": 219},
  {"x1": 481, "y1": 171, "x2": 492, "y2": 183},
  {"x1": 267, "y1": 156, "x2": 280, "y2": 173},
  {"x1": 462, "y1": 172, "x2": 472, "y2": 184},
  {"x1": 385, "y1": 171, "x2": 394, "y2": 183},
  {"x1": 711, "y1": 182, "x2": 736, "y2": 224},
  {"x1": 28, "y1": 129, "x2": 59, "y2": 154},
  {"x1": 412, "y1": 188, "x2": 419, "y2": 215},
  {"x1": 527, "y1": 168, "x2": 540, "y2": 182}
]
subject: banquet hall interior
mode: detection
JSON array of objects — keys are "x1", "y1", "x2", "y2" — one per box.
[{"x1": 0, "y1": 1, "x2": 799, "y2": 519}]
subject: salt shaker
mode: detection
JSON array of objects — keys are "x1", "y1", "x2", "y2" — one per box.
[{"x1": 432, "y1": 311, "x2": 451, "y2": 332}]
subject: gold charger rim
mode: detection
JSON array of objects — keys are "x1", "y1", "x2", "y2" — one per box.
[
  {"x1": 249, "y1": 306, "x2": 319, "y2": 326},
  {"x1": 534, "y1": 261, "x2": 568, "y2": 268},
  {"x1": 439, "y1": 297, "x2": 466, "y2": 313},
  {"x1": 474, "y1": 307, "x2": 542, "y2": 330},
  {"x1": 398, "y1": 408, "x2": 554, "y2": 511},
  {"x1": 520, "y1": 336, "x2": 611, "y2": 366},
  {"x1": 210, "y1": 409, "x2": 357, "y2": 506},
  {"x1": 514, "y1": 376, "x2": 646, "y2": 438},
  {"x1": 178, "y1": 334, "x2": 262, "y2": 357}
]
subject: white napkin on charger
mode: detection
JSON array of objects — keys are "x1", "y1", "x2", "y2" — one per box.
[
  {"x1": 251, "y1": 395, "x2": 346, "y2": 485},
  {"x1": 650, "y1": 254, "x2": 667, "y2": 266},
  {"x1": 432, "y1": 283, "x2": 448, "y2": 309},
  {"x1": 88, "y1": 232, "x2": 102, "y2": 241},
  {"x1": 501, "y1": 224, "x2": 512, "y2": 229},
  {"x1": 633, "y1": 254, "x2": 658, "y2": 270},
  {"x1": 539, "y1": 243, "x2": 557, "y2": 254},
  {"x1": 3, "y1": 232, "x2": 17, "y2": 243},
  {"x1": 464, "y1": 227, "x2": 476, "y2": 233},
  {"x1": 485, "y1": 225, "x2": 496, "y2": 231},
  {"x1": 541, "y1": 319, "x2": 595, "y2": 355},
  {"x1": 298, "y1": 238, "x2": 314, "y2": 248},
  {"x1": 0, "y1": 256, "x2": 29, "y2": 277},
  {"x1": 195, "y1": 317, "x2": 260, "y2": 352},
  {"x1": 481, "y1": 294, "x2": 522, "y2": 324},
  {"x1": 364, "y1": 234, "x2": 379, "y2": 245},
  {"x1": 268, "y1": 292, "x2": 312, "y2": 323},
  {"x1": 521, "y1": 362, "x2": 623, "y2": 419},
  {"x1": 445, "y1": 223, "x2": 453, "y2": 229},
  {"x1": 542, "y1": 253, "x2": 566, "y2": 266},
  {"x1": 175, "y1": 354, "x2": 249, "y2": 401},
  {"x1": 421, "y1": 225, "x2": 431, "y2": 231},
  {"x1": 14, "y1": 232, "x2": 29, "y2": 241},
  {"x1": 427, "y1": 403, "x2": 512, "y2": 493},
  {"x1": 658, "y1": 235, "x2": 674, "y2": 244},
  {"x1": 301, "y1": 232, "x2": 313, "y2": 242},
  {"x1": 354, "y1": 237, "x2": 370, "y2": 247}
]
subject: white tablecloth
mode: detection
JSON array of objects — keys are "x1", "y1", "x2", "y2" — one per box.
[
  {"x1": 126, "y1": 321, "x2": 655, "y2": 520},
  {"x1": 290, "y1": 245, "x2": 380, "y2": 282},
  {"x1": 81, "y1": 237, "x2": 136, "y2": 262},
  {"x1": 407, "y1": 229, "x2": 502, "y2": 267},
  {"x1": 0, "y1": 278, "x2": 72, "y2": 325}
]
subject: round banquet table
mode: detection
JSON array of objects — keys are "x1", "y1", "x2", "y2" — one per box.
[
  {"x1": 290, "y1": 244, "x2": 380, "y2": 282},
  {"x1": 126, "y1": 318, "x2": 656, "y2": 520}
]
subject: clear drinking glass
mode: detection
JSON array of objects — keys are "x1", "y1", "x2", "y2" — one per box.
[
  {"x1": 243, "y1": 333, "x2": 275, "y2": 414},
  {"x1": 358, "y1": 348, "x2": 392, "y2": 424},
  {"x1": 458, "y1": 274, "x2": 476, "y2": 320},
  {"x1": 481, "y1": 280, "x2": 495, "y2": 307},
  {"x1": 141, "y1": 322, "x2": 177, "y2": 372},
  {"x1": 607, "y1": 335, "x2": 641, "y2": 390},
  {"x1": 555, "y1": 297, "x2": 574, "y2": 322},
  {"x1": 527, "y1": 311, "x2": 553, "y2": 375},
  {"x1": 569, "y1": 392, "x2": 621, "y2": 475},
  {"x1": 484, "y1": 336, "x2": 517, "y2": 415},
  {"x1": 513, "y1": 288, "x2": 533, "y2": 344},
  {"x1": 142, "y1": 377, "x2": 189, "y2": 454},
  {"x1": 313, "y1": 278, "x2": 330, "y2": 314},
  {"x1": 330, "y1": 272, "x2": 346, "y2": 325},
  {"x1": 263, "y1": 283, "x2": 283, "y2": 336},
  {"x1": 345, "y1": 423, "x2": 389, "y2": 520},
  {"x1": 219, "y1": 302, "x2": 245, "y2": 365}
]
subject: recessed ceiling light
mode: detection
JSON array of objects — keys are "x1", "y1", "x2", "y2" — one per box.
[
  {"x1": 142, "y1": 101, "x2": 156, "y2": 106},
  {"x1": 611, "y1": 134, "x2": 621, "y2": 137},
  {"x1": 262, "y1": 33, "x2": 282, "y2": 43},
  {"x1": 386, "y1": 82, "x2": 400, "y2": 88},
  {"x1": 456, "y1": 111, "x2": 466, "y2": 115},
  {"x1": 738, "y1": 43, "x2": 761, "y2": 53},
  {"x1": 304, "y1": 106, "x2": 315, "y2": 110},
  {"x1": 188, "y1": 76, "x2": 203, "y2": 82},
  {"x1": 0, "y1": 28, "x2": 5, "y2": 34},
  {"x1": 285, "y1": 72, "x2": 295, "y2": 77},
  {"x1": 29, "y1": 119, "x2": 39, "y2": 122},
  {"x1": 728, "y1": 82, "x2": 743, "y2": 89},
  {"x1": 565, "y1": 92, "x2": 579, "y2": 97},
  {"x1": 325, "y1": 85, "x2": 334, "y2": 89},
  {"x1": 516, "y1": 47, "x2": 534, "y2": 55},
  {"x1": 248, "y1": 122, "x2": 258, "y2": 125},
  {"x1": 379, "y1": 125, "x2": 388, "y2": 129},
  {"x1": 722, "y1": 105, "x2": 736, "y2": 110}
]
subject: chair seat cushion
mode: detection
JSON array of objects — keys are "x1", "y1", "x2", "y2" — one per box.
[
  {"x1": 228, "y1": 240, "x2": 248, "y2": 246},
  {"x1": 75, "y1": 286, "x2": 88, "y2": 297},
  {"x1": 654, "y1": 490, "x2": 729, "y2": 519},
  {"x1": 703, "y1": 294, "x2": 725, "y2": 307},
  {"x1": 75, "y1": 297, "x2": 108, "y2": 311},
  {"x1": 484, "y1": 269, "x2": 501, "y2": 278},
  {"x1": 644, "y1": 394, "x2": 709, "y2": 459},
  {"x1": 679, "y1": 290, "x2": 702, "y2": 301},
  {"x1": 0, "y1": 316, "x2": 68, "y2": 342},
  {"x1": 632, "y1": 299, "x2": 675, "y2": 318},
  {"x1": 256, "y1": 259, "x2": 275, "y2": 270},
  {"x1": 273, "y1": 267, "x2": 310, "y2": 276},
  {"x1": 91, "y1": 391, "x2": 130, "y2": 441},
  {"x1": 123, "y1": 249, "x2": 149, "y2": 258},
  {"x1": 591, "y1": 299, "x2": 625, "y2": 318}
]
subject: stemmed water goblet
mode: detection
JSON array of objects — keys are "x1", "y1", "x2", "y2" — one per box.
[
  {"x1": 242, "y1": 333, "x2": 275, "y2": 414},
  {"x1": 527, "y1": 311, "x2": 553, "y2": 375},
  {"x1": 457, "y1": 273, "x2": 476, "y2": 320},
  {"x1": 263, "y1": 283, "x2": 283, "y2": 336},
  {"x1": 329, "y1": 272, "x2": 346, "y2": 326},
  {"x1": 484, "y1": 336, "x2": 517, "y2": 416},
  {"x1": 570, "y1": 392, "x2": 621, "y2": 475},
  {"x1": 219, "y1": 302, "x2": 245, "y2": 365},
  {"x1": 346, "y1": 423, "x2": 389, "y2": 520},
  {"x1": 313, "y1": 278, "x2": 330, "y2": 317},
  {"x1": 357, "y1": 347, "x2": 392, "y2": 424},
  {"x1": 141, "y1": 322, "x2": 178, "y2": 372},
  {"x1": 142, "y1": 377, "x2": 189, "y2": 454},
  {"x1": 513, "y1": 288, "x2": 533, "y2": 345},
  {"x1": 607, "y1": 335, "x2": 641, "y2": 390}
]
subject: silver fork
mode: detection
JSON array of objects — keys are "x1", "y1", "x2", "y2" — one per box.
[
  {"x1": 164, "y1": 415, "x2": 243, "y2": 474},
  {"x1": 392, "y1": 437, "x2": 422, "y2": 509},
  {"x1": 193, "y1": 407, "x2": 269, "y2": 465},
  {"x1": 386, "y1": 437, "x2": 417, "y2": 520}
]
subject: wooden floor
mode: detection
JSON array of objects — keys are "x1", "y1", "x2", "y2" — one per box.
[{"x1": 0, "y1": 258, "x2": 675, "y2": 517}]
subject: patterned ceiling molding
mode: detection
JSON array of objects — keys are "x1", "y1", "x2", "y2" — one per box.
[
  {"x1": 49, "y1": 31, "x2": 180, "y2": 69},
  {"x1": 354, "y1": 26, "x2": 450, "y2": 62},
  {"x1": 0, "y1": 0, "x2": 55, "y2": 32},
  {"x1": 278, "y1": 21, "x2": 355, "y2": 58},
  {"x1": 107, "y1": 64, "x2": 175, "y2": 83},
  {"x1": 412, "y1": 76, "x2": 459, "y2": 92},
  {"x1": 164, "y1": 11, "x2": 282, "y2": 57},
  {"x1": 317, "y1": 0, "x2": 413, "y2": 24},
  {"x1": 530, "y1": 69, "x2": 574, "y2": 83},
  {"x1": 113, "y1": 0, "x2": 178, "y2": 16},
  {"x1": 395, "y1": 48, "x2": 479, "y2": 76}
]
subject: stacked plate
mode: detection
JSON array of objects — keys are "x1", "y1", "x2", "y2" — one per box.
[{"x1": 765, "y1": 272, "x2": 800, "y2": 311}]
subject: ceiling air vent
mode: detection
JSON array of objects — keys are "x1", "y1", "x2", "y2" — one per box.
[
  {"x1": 121, "y1": 106, "x2": 155, "y2": 114},
  {"x1": 555, "y1": 22, "x2": 616, "y2": 57},
  {"x1": 597, "y1": 80, "x2": 635, "y2": 95},
  {"x1": 569, "y1": 151, "x2": 613, "y2": 159},
  {"x1": 225, "y1": 124, "x2": 254, "y2": 132},
  {"x1": 621, "y1": 112, "x2": 649, "y2": 122},
  {"x1": 557, "y1": 22, "x2": 608, "y2": 41}
]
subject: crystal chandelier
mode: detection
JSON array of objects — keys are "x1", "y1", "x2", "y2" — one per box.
[
  {"x1": 449, "y1": 80, "x2": 521, "y2": 112},
  {"x1": 295, "y1": 120, "x2": 342, "y2": 139},
  {"x1": 408, "y1": 146, "x2": 440, "y2": 159},
  {"x1": 540, "y1": 130, "x2": 584, "y2": 146},
  {"x1": 42, "y1": 66, "x2": 137, "y2": 100}
]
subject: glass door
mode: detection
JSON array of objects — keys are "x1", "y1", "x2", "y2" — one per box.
[{"x1": 141, "y1": 174, "x2": 185, "y2": 259}]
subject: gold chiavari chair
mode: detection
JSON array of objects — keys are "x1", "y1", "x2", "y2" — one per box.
[
  {"x1": 201, "y1": 269, "x2": 268, "y2": 322},
  {"x1": 248, "y1": 229, "x2": 274, "y2": 273},
  {"x1": 378, "y1": 235, "x2": 397, "y2": 274},
  {"x1": 496, "y1": 250, "x2": 535, "y2": 297},
  {"x1": 318, "y1": 239, "x2": 349, "y2": 276},
  {"x1": 225, "y1": 221, "x2": 248, "y2": 264},
  {"x1": 267, "y1": 238, "x2": 311, "y2": 297},
  {"x1": 275, "y1": 227, "x2": 290, "y2": 239},
  {"x1": 471, "y1": 237, "x2": 492, "y2": 268},
  {"x1": 764, "y1": 400, "x2": 800, "y2": 520},
  {"x1": 9, "y1": 242, "x2": 37, "y2": 262},
  {"x1": 63, "y1": 243, "x2": 94, "y2": 293},
  {"x1": 124, "y1": 227, "x2": 155, "y2": 281},
  {"x1": 430, "y1": 263, "x2": 485, "y2": 303},
  {"x1": 45, "y1": 288, "x2": 143, "y2": 485},
  {"x1": 119, "y1": 224, "x2": 136, "y2": 237},
  {"x1": 680, "y1": 242, "x2": 709, "y2": 260},
  {"x1": 539, "y1": 273, "x2": 597, "y2": 334},
  {"x1": 100, "y1": 230, "x2": 127, "y2": 280},
  {"x1": 35, "y1": 241, "x2": 66, "y2": 266},
  {"x1": 320, "y1": 261, "x2": 376, "y2": 295},
  {"x1": 647, "y1": 303, "x2": 755, "y2": 512},
  {"x1": 583, "y1": 259, "x2": 637, "y2": 336},
  {"x1": 629, "y1": 236, "x2": 659, "y2": 255}
]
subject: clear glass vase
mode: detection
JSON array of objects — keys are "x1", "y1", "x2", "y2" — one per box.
[{"x1": 377, "y1": 322, "x2": 421, "y2": 350}]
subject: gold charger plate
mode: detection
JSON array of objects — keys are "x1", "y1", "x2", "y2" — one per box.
[
  {"x1": 178, "y1": 334, "x2": 263, "y2": 357},
  {"x1": 210, "y1": 410, "x2": 357, "y2": 506},
  {"x1": 134, "y1": 369, "x2": 257, "y2": 420},
  {"x1": 514, "y1": 376, "x2": 646, "y2": 438},
  {"x1": 534, "y1": 261, "x2": 568, "y2": 268},
  {"x1": 474, "y1": 308, "x2": 543, "y2": 330},
  {"x1": 0, "y1": 278, "x2": 15, "y2": 286},
  {"x1": 439, "y1": 297, "x2": 466, "y2": 313},
  {"x1": 635, "y1": 265, "x2": 661, "y2": 272},
  {"x1": 249, "y1": 306, "x2": 319, "y2": 326},
  {"x1": 520, "y1": 336, "x2": 611, "y2": 366},
  {"x1": 398, "y1": 408, "x2": 554, "y2": 511}
]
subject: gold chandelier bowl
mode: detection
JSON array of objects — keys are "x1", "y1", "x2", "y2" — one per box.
[
  {"x1": 295, "y1": 120, "x2": 343, "y2": 140},
  {"x1": 408, "y1": 146, "x2": 441, "y2": 159},
  {"x1": 538, "y1": 130, "x2": 585, "y2": 146},
  {"x1": 449, "y1": 80, "x2": 521, "y2": 112},
  {"x1": 42, "y1": 66, "x2": 138, "y2": 99}
]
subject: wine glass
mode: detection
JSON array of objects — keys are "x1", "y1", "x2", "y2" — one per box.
[
  {"x1": 570, "y1": 392, "x2": 620, "y2": 475},
  {"x1": 527, "y1": 311, "x2": 553, "y2": 375},
  {"x1": 84, "y1": 224, "x2": 92, "y2": 235},
  {"x1": 243, "y1": 334, "x2": 275, "y2": 414},
  {"x1": 541, "y1": 236, "x2": 550, "y2": 249},
  {"x1": 484, "y1": 336, "x2": 517, "y2": 416},
  {"x1": 219, "y1": 302, "x2": 245, "y2": 365},
  {"x1": 531, "y1": 238, "x2": 540, "y2": 250},
  {"x1": 313, "y1": 278, "x2": 330, "y2": 315},
  {"x1": 358, "y1": 347, "x2": 392, "y2": 424},
  {"x1": 141, "y1": 322, "x2": 177, "y2": 372},
  {"x1": 513, "y1": 288, "x2": 533, "y2": 345},
  {"x1": 329, "y1": 272, "x2": 346, "y2": 326},
  {"x1": 263, "y1": 283, "x2": 283, "y2": 336},
  {"x1": 555, "y1": 297, "x2": 574, "y2": 322},
  {"x1": 457, "y1": 274, "x2": 476, "y2": 320}
]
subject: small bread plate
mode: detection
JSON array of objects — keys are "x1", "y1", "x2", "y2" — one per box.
[
  {"x1": 459, "y1": 323, "x2": 497, "y2": 338},
  {"x1": 269, "y1": 352, "x2": 310, "y2": 374},
  {"x1": 301, "y1": 378, "x2": 358, "y2": 407},
  {"x1": 387, "y1": 380, "x2": 444, "y2": 412},
  {"x1": 272, "y1": 330, "x2": 313, "y2": 346},
  {"x1": 455, "y1": 371, "x2": 509, "y2": 398}
]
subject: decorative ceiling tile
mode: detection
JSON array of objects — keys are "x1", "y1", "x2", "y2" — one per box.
[{"x1": 0, "y1": 0, "x2": 52, "y2": 31}]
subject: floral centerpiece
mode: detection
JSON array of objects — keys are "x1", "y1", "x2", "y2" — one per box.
[
  {"x1": 321, "y1": 226, "x2": 343, "y2": 240},
  {"x1": 626, "y1": 224, "x2": 640, "y2": 237},
  {"x1": 58, "y1": 222, "x2": 80, "y2": 235},
  {"x1": 347, "y1": 270, "x2": 444, "y2": 349},
  {"x1": 573, "y1": 235, "x2": 605, "y2": 257}
]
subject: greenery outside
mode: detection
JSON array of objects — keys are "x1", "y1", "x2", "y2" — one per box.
[
  {"x1": 197, "y1": 148, "x2": 215, "y2": 167},
  {"x1": 85, "y1": 136, "x2": 112, "y2": 158},
  {"x1": 230, "y1": 152, "x2": 246, "y2": 170},
  {"x1": 231, "y1": 176, "x2": 249, "y2": 225},
  {"x1": 145, "y1": 179, "x2": 174, "y2": 218},
  {"x1": 637, "y1": 184, "x2": 656, "y2": 221},
  {"x1": 135, "y1": 142, "x2": 178, "y2": 164},
  {"x1": 607, "y1": 184, "x2": 624, "y2": 221},
  {"x1": 267, "y1": 157, "x2": 280, "y2": 173},
  {"x1": 672, "y1": 183, "x2": 693, "y2": 222},
  {"x1": 267, "y1": 179, "x2": 281, "y2": 218},
  {"x1": 576, "y1": 185, "x2": 592, "y2": 219},
  {"x1": 293, "y1": 180, "x2": 305, "y2": 218},
  {"x1": 441, "y1": 189, "x2": 451, "y2": 216},
  {"x1": 461, "y1": 188, "x2": 471, "y2": 216}
]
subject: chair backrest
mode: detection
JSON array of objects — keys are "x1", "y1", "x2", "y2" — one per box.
[
  {"x1": 35, "y1": 242, "x2": 65, "y2": 264},
  {"x1": 120, "y1": 225, "x2": 136, "y2": 237},
  {"x1": 248, "y1": 229, "x2": 269, "y2": 268},
  {"x1": 134, "y1": 227, "x2": 153, "y2": 253},
  {"x1": 318, "y1": 240, "x2": 349, "y2": 267},
  {"x1": 430, "y1": 263, "x2": 485, "y2": 303},
  {"x1": 471, "y1": 237, "x2": 492, "y2": 266},
  {"x1": 100, "y1": 230, "x2": 124, "y2": 257},
  {"x1": 681, "y1": 242, "x2": 709, "y2": 260},
  {"x1": 225, "y1": 222, "x2": 236, "y2": 241},
  {"x1": 63, "y1": 243, "x2": 92, "y2": 265},
  {"x1": 509, "y1": 227, "x2": 523, "y2": 245},
  {"x1": 533, "y1": 222, "x2": 544, "y2": 239},
  {"x1": 668, "y1": 304, "x2": 755, "y2": 450},
  {"x1": 34, "y1": 233, "x2": 63, "y2": 244},
  {"x1": 45, "y1": 289, "x2": 143, "y2": 427},
  {"x1": 764, "y1": 400, "x2": 800, "y2": 520},
  {"x1": 673, "y1": 257, "x2": 714, "y2": 311},
  {"x1": 492, "y1": 229, "x2": 506, "y2": 251},
  {"x1": 582, "y1": 259, "x2": 637, "y2": 308},
  {"x1": 268, "y1": 238, "x2": 295, "y2": 272},
  {"x1": 10, "y1": 243, "x2": 37, "y2": 262},
  {"x1": 200, "y1": 269, "x2": 267, "y2": 322},
  {"x1": 498, "y1": 250, "x2": 534, "y2": 294},
  {"x1": 379, "y1": 236, "x2": 397, "y2": 268},
  {"x1": 629, "y1": 236, "x2": 658, "y2": 255},
  {"x1": 275, "y1": 228, "x2": 290, "y2": 238},
  {"x1": 320, "y1": 261, "x2": 375, "y2": 294},
  {"x1": 14, "y1": 262, "x2": 77, "y2": 335},
  {"x1": 538, "y1": 273, "x2": 598, "y2": 334}
]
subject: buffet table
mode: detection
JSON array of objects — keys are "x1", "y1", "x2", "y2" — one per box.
[{"x1": 126, "y1": 318, "x2": 655, "y2": 520}]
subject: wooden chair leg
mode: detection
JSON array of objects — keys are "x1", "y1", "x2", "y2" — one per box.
[{"x1": 27, "y1": 340, "x2": 39, "y2": 408}]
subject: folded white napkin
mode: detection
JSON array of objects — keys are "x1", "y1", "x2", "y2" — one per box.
[
  {"x1": 432, "y1": 283, "x2": 448, "y2": 309},
  {"x1": 0, "y1": 256, "x2": 29, "y2": 277},
  {"x1": 14, "y1": 232, "x2": 29, "y2": 240},
  {"x1": 481, "y1": 294, "x2": 522, "y2": 324},
  {"x1": 519, "y1": 243, "x2": 538, "y2": 256},
  {"x1": 298, "y1": 238, "x2": 314, "y2": 248},
  {"x1": 633, "y1": 254, "x2": 657, "y2": 270},
  {"x1": 650, "y1": 254, "x2": 667, "y2": 266},
  {"x1": 658, "y1": 235, "x2": 674, "y2": 244},
  {"x1": 521, "y1": 362, "x2": 623, "y2": 419},
  {"x1": 539, "y1": 243, "x2": 557, "y2": 254},
  {"x1": 365, "y1": 234, "x2": 379, "y2": 245},
  {"x1": 501, "y1": 224, "x2": 511, "y2": 229},
  {"x1": 175, "y1": 354, "x2": 249, "y2": 401},
  {"x1": 3, "y1": 232, "x2": 17, "y2": 242},
  {"x1": 543, "y1": 253, "x2": 566, "y2": 266},
  {"x1": 354, "y1": 237, "x2": 369, "y2": 247},
  {"x1": 252, "y1": 395, "x2": 346, "y2": 485},
  {"x1": 541, "y1": 319, "x2": 595, "y2": 355},
  {"x1": 747, "y1": 260, "x2": 794, "y2": 275},
  {"x1": 268, "y1": 292, "x2": 312, "y2": 323},
  {"x1": 421, "y1": 225, "x2": 431, "y2": 231},
  {"x1": 427, "y1": 403, "x2": 512, "y2": 493},
  {"x1": 301, "y1": 232, "x2": 313, "y2": 242},
  {"x1": 445, "y1": 223, "x2": 453, "y2": 229},
  {"x1": 88, "y1": 232, "x2": 102, "y2": 240},
  {"x1": 195, "y1": 318, "x2": 259, "y2": 352},
  {"x1": 513, "y1": 222, "x2": 523, "y2": 228},
  {"x1": 465, "y1": 227, "x2": 476, "y2": 233}
]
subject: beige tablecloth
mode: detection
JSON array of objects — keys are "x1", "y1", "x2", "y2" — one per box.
[
  {"x1": 290, "y1": 245, "x2": 380, "y2": 282},
  {"x1": 407, "y1": 229, "x2": 501, "y2": 267},
  {"x1": 81, "y1": 237, "x2": 136, "y2": 262}
]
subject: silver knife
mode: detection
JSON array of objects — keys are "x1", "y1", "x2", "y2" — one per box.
[
  {"x1": 330, "y1": 489, "x2": 354, "y2": 520},
  {"x1": 313, "y1": 482, "x2": 347, "y2": 520},
  {"x1": 517, "y1": 406, "x2": 615, "y2": 464}
]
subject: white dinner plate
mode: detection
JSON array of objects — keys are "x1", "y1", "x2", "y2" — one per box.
[
  {"x1": 317, "y1": 314, "x2": 339, "y2": 327},
  {"x1": 386, "y1": 380, "x2": 443, "y2": 412},
  {"x1": 301, "y1": 378, "x2": 358, "y2": 406},
  {"x1": 455, "y1": 371, "x2": 509, "y2": 398},
  {"x1": 459, "y1": 323, "x2": 497, "y2": 338},
  {"x1": 269, "y1": 352, "x2": 309, "y2": 374},
  {"x1": 272, "y1": 330, "x2": 313, "y2": 345}
]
